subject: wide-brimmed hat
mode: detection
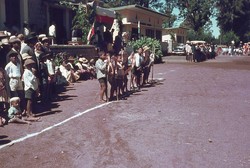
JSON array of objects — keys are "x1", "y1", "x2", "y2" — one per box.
[
  {"x1": 9, "y1": 36, "x2": 21, "y2": 44},
  {"x1": 22, "y1": 53, "x2": 33, "y2": 60},
  {"x1": 24, "y1": 58, "x2": 35, "y2": 66},
  {"x1": 79, "y1": 57, "x2": 88, "y2": 63},
  {"x1": 38, "y1": 34, "x2": 46, "y2": 39},
  {"x1": 7, "y1": 50, "x2": 18, "y2": 57},
  {"x1": 24, "y1": 34, "x2": 37, "y2": 43},
  {"x1": 0, "y1": 31, "x2": 8, "y2": 39},
  {"x1": 143, "y1": 46, "x2": 150, "y2": 51},
  {"x1": 10, "y1": 97, "x2": 20, "y2": 103},
  {"x1": 41, "y1": 37, "x2": 49, "y2": 42}
]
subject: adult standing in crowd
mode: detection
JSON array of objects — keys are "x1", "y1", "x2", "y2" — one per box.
[
  {"x1": 113, "y1": 31, "x2": 123, "y2": 55},
  {"x1": 49, "y1": 21, "x2": 56, "y2": 44},
  {"x1": 23, "y1": 21, "x2": 31, "y2": 36},
  {"x1": 103, "y1": 28, "x2": 113, "y2": 52},
  {"x1": 21, "y1": 34, "x2": 38, "y2": 72},
  {"x1": 5, "y1": 51, "x2": 23, "y2": 98}
]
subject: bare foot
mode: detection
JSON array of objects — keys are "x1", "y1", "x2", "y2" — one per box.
[{"x1": 25, "y1": 116, "x2": 41, "y2": 121}]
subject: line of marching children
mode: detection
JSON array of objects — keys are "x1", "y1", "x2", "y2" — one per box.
[{"x1": 95, "y1": 45, "x2": 155, "y2": 102}]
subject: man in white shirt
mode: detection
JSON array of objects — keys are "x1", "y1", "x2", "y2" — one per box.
[
  {"x1": 49, "y1": 22, "x2": 56, "y2": 44},
  {"x1": 185, "y1": 42, "x2": 192, "y2": 62},
  {"x1": 5, "y1": 51, "x2": 23, "y2": 98}
]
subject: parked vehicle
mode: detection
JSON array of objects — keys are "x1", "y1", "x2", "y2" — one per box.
[{"x1": 172, "y1": 43, "x2": 185, "y2": 55}]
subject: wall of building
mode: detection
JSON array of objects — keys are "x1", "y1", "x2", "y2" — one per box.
[{"x1": 28, "y1": 0, "x2": 47, "y2": 34}]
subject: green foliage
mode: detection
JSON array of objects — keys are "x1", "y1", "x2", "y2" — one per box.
[
  {"x1": 177, "y1": 0, "x2": 215, "y2": 32},
  {"x1": 54, "y1": 52, "x2": 68, "y2": 67},
  {"x1": 128, "y1": 37, "x2": 163, "y2": 63},
  {"x1": 218, "y1": 31, "x2": 240, "y2": 45},
  {"x1": 187, "y1": 29, "x2": 216, "y2": 44},
  {"x1": 60, "y1": 1, "x2": 95, "y2": 44},
  {"x1": 216, "y1": 0, "x2": 250, "y2": 42}
]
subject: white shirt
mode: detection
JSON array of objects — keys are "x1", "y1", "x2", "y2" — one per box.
[
  {"x1": 49, "y1": 24, "x2": 56, "y2": 37},
  {"x1": 185, "y1": 44, "x2": 192, "y2": 54},
  {"x1": 95, "y1": 58, "x2": 107, "y2": 79},
  {"x1": 20, "y1": 42, "x2": 27, "y2": 54},
  {"x1": 23, "y1": 69, "x2": 38, "y2": 91},
  {"x1": 46, "y1": 59, "x2": 55, "y2": 75},
  {"x1": 24, "y1": 27, "x2": 30, "y2": 36},
  {"x1": 134, "y1": 53, "x2": 143, "y2": 67},
  {"x1": 5, "y1": 62, "x2": 22, "y2": 78}
]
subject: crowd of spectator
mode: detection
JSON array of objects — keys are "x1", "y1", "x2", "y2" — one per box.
[
  {"x1": 0, "y1": 30, "x2": 96, "y2": 127},
  {"x1": 0, "y1": 26, "x2": 157, "y2": 127}
]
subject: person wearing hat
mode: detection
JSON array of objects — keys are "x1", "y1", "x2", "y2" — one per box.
[
  {"x1": 38, "y1": 34, "x2": 46, "y2": 43},
  {"x1": 185, "y1": 41, "x2": 192, "y2": 62},
  {"x1": 21, "y1": 34, "x2": 39, "y2": 76},
  {"x1": 8, "y1": 97, "x2": 31, "y2": 124},
  {"x1": 76, "y1": 57, "x2": 93, "y2": 80},
  {"x1": 17, "y1": 34, "x2": 27, "y2": 53},
  {"x1": 38, "y1": 52, "x2": 50, "y2": 103},
  {"x1": 8, "y1": 36, "x2": 23, "y2": 71},
  {"x1": 23, "y1": 58, "x2": 40, "y2": 120},
  {"x1": 0, "y1": 36, "x2": 11, "y2": 68},
  {"x1": 21, "y1": 53, "x2": 33, "y2": 61},
  {"x1": 5, "y1": 51, "x2": 23, "y2": 98},
  {"x1": 41, "y1": 37, "x2": 51, "y2": 53},
  {"x1": 141, "y1": 46, "x2": 151, "y2": 85}
]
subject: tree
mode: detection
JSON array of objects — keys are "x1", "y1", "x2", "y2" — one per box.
[
  {"x1": 60, "y1": 1, "x2": 95, "y2": 44},
  {"x1": 216, "y1": 0, "x2": 250, "y2": 42},
  {"x1": 176, "y1": 0, "x2": 216, "y2": 32},
  {"x1": 128, "y1": 37, "x2": 163, "y2": 63},
  {"x1": 218, "y1": 31, "x2": 239, "y2": 45},
  {"x1": 162, "y1": 0, "x2": 177, "y2": 28}
]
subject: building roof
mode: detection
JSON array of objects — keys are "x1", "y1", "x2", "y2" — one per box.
[
  {"x1": 165, "y1": 27, "x2": 189, "y2": 30},
  {"x1": 110, "y1": 5, "x2": 169, "y2": 18}
]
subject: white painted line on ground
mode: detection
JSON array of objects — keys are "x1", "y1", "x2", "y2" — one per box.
[{"x1": 0, "y1": 102, "x2": 112, "y2": 150}]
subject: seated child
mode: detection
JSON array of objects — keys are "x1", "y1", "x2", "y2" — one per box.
[{"x1": 8, "y1": 97, "x2": 31, "y2": 124}]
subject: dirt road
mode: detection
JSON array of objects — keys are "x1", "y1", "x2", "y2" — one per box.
[{"x1": 1, "y1": 55, "x2": 250, "y2": 168}]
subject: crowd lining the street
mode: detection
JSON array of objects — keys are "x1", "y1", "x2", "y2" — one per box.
[{"x1": 0, "y1": 28, "x2": 155, "y2": 127}]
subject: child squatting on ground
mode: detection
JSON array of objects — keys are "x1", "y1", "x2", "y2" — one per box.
[{"x1": 8, "y1": 97, "x2": 31, "y2": 124}]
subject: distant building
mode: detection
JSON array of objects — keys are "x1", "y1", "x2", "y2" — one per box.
[
  {"x1": 162, "y1": 27, "x2": 189, "y2": 53},
  {"x1": 110, "y1": 5, "x2": 169, "y2": 42}
]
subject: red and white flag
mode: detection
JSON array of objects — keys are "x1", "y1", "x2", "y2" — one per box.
[{"x1": 87, "y1": 22, "x2": 95, "y2": 44}]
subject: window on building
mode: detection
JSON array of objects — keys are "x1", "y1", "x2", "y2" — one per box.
[
  {"x1": 146, "y1": 29, "x2": 154, "y2": 38},
  {"x1": 177, "y1": 35, "x2": 184, "y2": 43},
  {"x1": 156, "y1": 30, "x2": 162, "y2": 41}
]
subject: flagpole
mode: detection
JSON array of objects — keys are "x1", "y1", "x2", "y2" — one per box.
[{"x1": 138, "y1": 21, "x2": 140, "y2": 39}]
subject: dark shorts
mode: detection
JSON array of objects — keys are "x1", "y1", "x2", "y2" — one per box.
[
  {"x1": 98, "y1": 77, "x2": 107, "y2": 84},
  {"x1": 25, "y1": 88, "x2": 36, "y2": 100}
]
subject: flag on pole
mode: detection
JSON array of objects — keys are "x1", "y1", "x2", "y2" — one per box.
[{"x1": 87, "y1": 22, "x2": 95, "y2": 44}]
